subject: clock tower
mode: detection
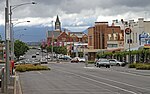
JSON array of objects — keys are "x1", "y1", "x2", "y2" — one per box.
[{"x1": 55, "y1": 15, "x2": 61, "y2": 31}]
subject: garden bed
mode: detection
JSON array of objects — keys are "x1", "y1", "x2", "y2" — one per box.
[
  {"x1": 129, "y1": 63, "x2": 150, "y2": 70},
  {"x1": 15, "y1": 64, "x2": 50, "y2": 72}
]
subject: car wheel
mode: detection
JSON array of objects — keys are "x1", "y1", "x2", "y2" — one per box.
[
  {"x1": 116, "y1": 63, "x2": 120, "y2": 66},
  {"x1": 98, "y1": 65, "x2": 101, "y2": 68}
]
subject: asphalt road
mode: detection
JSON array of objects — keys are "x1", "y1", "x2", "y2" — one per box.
[{"x1": 18, "y1": 63, "x2": 150, "y2": 94}]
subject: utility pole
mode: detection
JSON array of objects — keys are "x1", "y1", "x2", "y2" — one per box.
[
  {"x1": 5, "y1": 0, "x2": 10, "y2": 93},
  {"x1": 51, "y1": 21, "x2": 54, "y2": 61},
  {"x1": 129, "y1": 24, "x2": 131, "y2": 64}
]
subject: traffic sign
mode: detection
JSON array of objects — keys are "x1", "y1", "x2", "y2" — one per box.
[
  {"x1": 125, "y1": 28, "x2": 131, "y2": 35},
  {"x1": 127, "y1": 39, "x2": 132, "y2": 44}
]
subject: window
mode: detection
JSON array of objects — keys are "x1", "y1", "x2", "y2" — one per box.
[
  {"x1": 136, "y1": 33, "x2": 137, "y2": 43},
  {"x1": 107, "y1": 44, "x2": 118, "y2": 48},
  {"x1": 89, "y1": 36, "x2": 92, "y2": 46},
  {"x1": 133, "y1": 33, "x2": 134, "y2": 43},
  {"x1": 119, "y1": 33, "x2": 123, "y2": 40},
  {"x1": 108, "y1": 34, "x2": 111, "y2": 40}
]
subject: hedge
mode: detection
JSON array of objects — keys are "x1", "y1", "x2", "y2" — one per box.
[
  {"x1": 15, "y1": 64, "x2": 50, "y2": 72},
  {"x1": 128, "y1": 63, "x2": 150, "y2": 70}
]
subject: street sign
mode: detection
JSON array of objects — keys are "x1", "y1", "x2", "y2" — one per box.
[
  {"x1": 125, "y1": 28, "x2": 131, "y2": 35},
  {"x1": 6, "y1": 22, "x2": 10, "y2": 40},
  {"x1": 127, "y1": 39, "x2": 132, "y2": 44}
]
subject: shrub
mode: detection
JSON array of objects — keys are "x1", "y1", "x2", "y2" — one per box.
[
  {"x1": 15, "y1": 64, "x2": 50, "y2": 72},
  {"x1": 128, "y1": 63, "x2": 150, "y2": 70},
  {"x1": 136, "y1": 64, "x2": 150, "y2": 70},
  {"x1": 128, "y1": 63, "x2": 137, "y2": 68},
  {"x1": 88, "y1": 61, "x2": 95, "y2": 64}
]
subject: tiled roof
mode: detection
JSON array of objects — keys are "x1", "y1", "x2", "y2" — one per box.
[{"x1": 47, "y1": 31, "x2": 61, "y2": 38}]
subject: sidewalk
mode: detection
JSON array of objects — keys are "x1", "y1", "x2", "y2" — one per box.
[
  {"x1": 0, "y1": 75, "x2": 14, "y2": 94},
  {"x1": 0, "y1": 72, "x2": 22, "y2": 94}
]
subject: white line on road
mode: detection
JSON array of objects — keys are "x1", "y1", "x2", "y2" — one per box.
[
  {"x1": 55, "y1": 68, "x2": 137, "y2": 94},
  {"x1": 85, "y1": 66, "x2": 150, "y2": 78},
  {"x1": 84, "y1": 67, "x2": 150, "y2": 92},
  {"x1": 37, "y1": 71, "x2": 42, "y2": 74}
]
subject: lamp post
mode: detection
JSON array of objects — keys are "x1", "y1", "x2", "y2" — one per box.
[
  {"x1": 11, "y1": 21, "x2": 30, "y2": 61},
  {"x1": 125, "y1": 25, "x2": 132, "y2": 64},
  {"x1": 51, "y1": 21, "x2": 54, "y2": 61},
  {"x1": 9, "y1": 2, "x2": 36, "y2": 61},
  {"x1": 5, "y1": 0, "x2": 10, "y2": 93}
]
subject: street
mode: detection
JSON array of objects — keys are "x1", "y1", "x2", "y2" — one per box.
[{"x1": 18, "y1": 63, "x2": 150, "y2": 94}]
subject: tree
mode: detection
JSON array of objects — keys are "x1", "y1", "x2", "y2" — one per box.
[
  {"x1": 14, "y1": 40, "x2": 29, "y2": 60},
  {"x1": 46, "y1": 45, "x2": 67, "y2": 55}
]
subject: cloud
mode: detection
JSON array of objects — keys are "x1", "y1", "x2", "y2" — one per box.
[{"x1": 0, "y1": 0, "x2": 150, "y2": 31}]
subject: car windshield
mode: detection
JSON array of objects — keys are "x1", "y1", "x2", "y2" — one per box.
[{"x1": 100, "y1": 59, "x2": 109, "y2": 62}]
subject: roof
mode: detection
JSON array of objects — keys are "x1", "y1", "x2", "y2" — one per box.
[
  {"x1": 56, "y1": 15, "x2": 60, "y2": 23},
  {"x1": 47, "y1": 31, "x2": 61, "y2": 39},
  {"x1": 69, "y1": 32, "x2": 84, "y2": 34},
  {"x1": 69, "y1": 32, "x2": 86, "y2": 38}
]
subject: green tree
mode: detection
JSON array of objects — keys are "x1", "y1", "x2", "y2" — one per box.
[
  {"x1": 14, "y1": 40, "x2": 29, "y2": 60},
  {"x1": 46, "y1": 45, "x2": 67, "y2": 55}
]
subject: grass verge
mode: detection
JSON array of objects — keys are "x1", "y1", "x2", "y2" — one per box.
[{"x1": 15, "y1": 64, "x2": 50, "y2": 72}]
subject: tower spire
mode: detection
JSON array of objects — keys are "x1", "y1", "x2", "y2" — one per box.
[
  {"x1": 55, "y1": 15, "x2": 61, "y2": 31},
  {"x1": 56, "y1": 15, "x2": 60, "y2": 23}
]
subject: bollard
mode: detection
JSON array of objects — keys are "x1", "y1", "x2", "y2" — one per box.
[{"x1": 1, "y1": 67, "x2": 5, "y2": 93}]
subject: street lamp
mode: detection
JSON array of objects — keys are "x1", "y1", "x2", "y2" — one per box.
[
  {"x1": 11, "y1": 21, "x2": 30, "y2": 61},
  {"x1": 9, "y1": 2, "x2": 36, "y2": 61},
  {"x1": 51, "y1": 21, "x2": 54, "y2": 61},
  {"x1": 5, "y1": 0, "x2": 10, "y2": 93}
]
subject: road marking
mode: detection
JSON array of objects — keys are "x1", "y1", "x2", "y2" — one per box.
[
  {"x1": 86, "y1": 66, "x2": 150, "y2": 78},
  {"x1": 37, "y1": 71, "x2": 42, "y2": 74},
  {"x1": 85, "y1": 72, "x2": 150, "y2": 92},
  {"x1": 55, "y1": 68, "x2": 137, "y2": 94},
  {"x1": 84, "y1": 67, "x2": 150, "y2": 92},
  {"x1": 110, "y1": 69, "x2": 150, "y2": 78}
]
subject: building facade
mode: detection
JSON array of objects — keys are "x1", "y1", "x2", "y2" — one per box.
[
  {"x1": 114, "y1": 18, "x2": 150, "y2": 50},
  {"x1": 87, "y1": 22, "x2": 124, "y2": 60}
]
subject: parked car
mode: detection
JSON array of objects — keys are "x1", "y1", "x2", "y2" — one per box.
[
  {"x1": 71, "y1": 57, "x2": 79, "y2": 63},
  {"x1": 32, "y1": 54, "x2": 36, "y2": 58},
  {"x1": 36, "y1": 52, "x2": 40, "y2": 55},
  {"x1": 109, "y1": 59, "x2": 126, "y2": 66},
  {"x1": 95, "y1": 59, "x2": 110, "y2": 68},
  {"x1": 79, "y1": 57, "x2": 86, "y2": 62},
  {"x1": 19, "y1": 55, "x2": 25, "y2": 60},
  {"x1": 71, "y1": 57, "x2": 85, "y2": 63},
  {"x1": 40, "y1": 58, "x2": 48, "y2": 64},
  {"x1": 45, "y1": 55, "x2": 51, "y2": 59},
  {"x1": 32, "y1": 59, "x2": 41, "y2": 66},
  {"x1": 59, "y1": 55, "x2": 72, "y2": 60}
]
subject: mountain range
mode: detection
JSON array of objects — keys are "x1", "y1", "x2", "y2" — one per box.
[{"x1": 0, "y1": 25, "x2": 88, "y2": 43}]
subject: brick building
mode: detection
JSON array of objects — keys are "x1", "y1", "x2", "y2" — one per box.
[
  {"x1": 46, "y1": 16, "x2": 88, "y2": 56},
  {"x1": 87, "y1": 22, "x2": 124, "y2": 60}
]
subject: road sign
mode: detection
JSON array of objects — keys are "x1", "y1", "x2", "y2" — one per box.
[
  {"x1": 127, "y1": 39, "x2": 132, "y2": 44},
  {"x1": 125, "y1": 28, "x2": 131, "y2": 35}
]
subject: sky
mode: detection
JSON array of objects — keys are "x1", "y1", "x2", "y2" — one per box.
[{"x1": 0, "y1": 0, "x2": 150, "y2": 42}]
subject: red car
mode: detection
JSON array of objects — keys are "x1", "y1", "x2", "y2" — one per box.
[{"x1": 71, "y1": 57, "x2": 79, "y2": 63}]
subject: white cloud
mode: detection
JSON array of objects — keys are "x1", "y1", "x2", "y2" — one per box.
[{"x1": 0, "y1": 0, "x2": 150, "y2": 32}]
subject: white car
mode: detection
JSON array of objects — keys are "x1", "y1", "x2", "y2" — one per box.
[
  {"x1": 36, "y1": 52, "x2": 40, "y2": 55},
  {"x1": 95, "y1": 59, "x2": 110, "y2": 68},
  {"x1": 40, "y1": 58, "x2": 48, "y2": 64},
  {"x1": 109, "y1": 59, "x2": 125, "y2": 66},
  {"x1": 71, "y1": 57, "x2": 85, "y2": 63},
  {"x1": 78, "y1": 57, "x2": 85, "y2": 62}
]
